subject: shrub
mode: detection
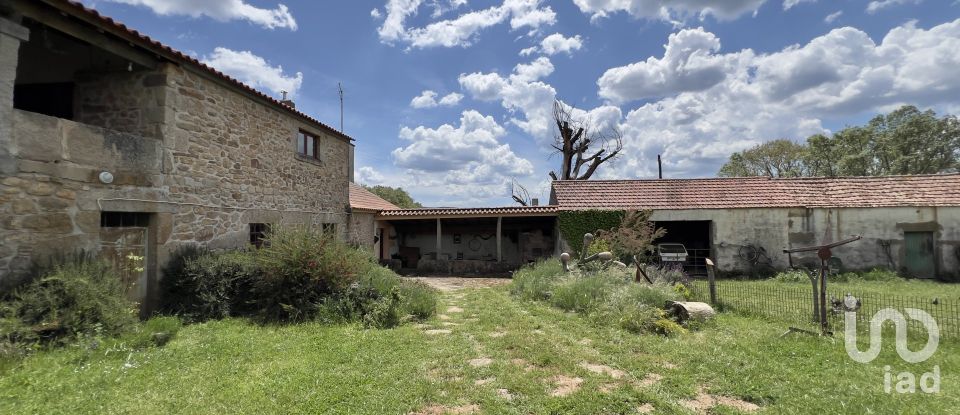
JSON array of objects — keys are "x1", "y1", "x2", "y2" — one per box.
[
  {"x1": 511, "y1": 260, "x2": 689, "y2": 336},
  {"x1": 596, "y1": 210, "x2": 665, "y2": 261},
  {"x1": 591, "y1": 284, "x2": 682, "y2": 332},
  {"x1": 586, "y1": 238, "x2": 612, "y2": 257},
  {"x1": 652, "y1": 317, "x2": 688, "y2": 337},
  {"x1": 510, "y1": 259, "x2": 565, "y2": 301},
  {"x1": 550, "y1": 273, "x2": 626, "y2": 314},
  {"x1": 643, "y1": 264, "x2": 690, "y2": 286},
  {"x1": 317, "y1": 266, "x2": 436, "y2": 327},
  {"x1": 2, "y1": 259, "x2": 137, "y2": 343},
  {"x1": 160, "y1": 250, "x2": 259, "y2": 322},
  {"x1": 255, "y1": 227, "x2": 374, "y2": 322}
]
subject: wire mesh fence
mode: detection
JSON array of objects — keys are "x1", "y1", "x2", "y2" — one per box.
[{"x1": 689, "y1": 279, "x2": 958, "y2": 339}]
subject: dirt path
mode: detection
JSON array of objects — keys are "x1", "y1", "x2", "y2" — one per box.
[{"x1": 405, "y1": 276, "x2": 511, "y2": 292}]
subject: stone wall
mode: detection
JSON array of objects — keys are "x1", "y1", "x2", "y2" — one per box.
[
  {"x1": 160, "y1": 64, "x2": 351, "y2": 251},
  {"x1": 1, "y1": 59, "x2": 354, "y2": 307},
  {"x1": 74, "y1": 68, "x2": 169, "y2": 139},
  {"x1": 348, "y1": 211, "x2": 376, "y2": 250},
  {"x1": 1, "y1": 109, "x2": 166, "y2": 277}
]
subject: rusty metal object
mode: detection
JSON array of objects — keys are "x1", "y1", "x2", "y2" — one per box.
[{"x1": 782, "y1": 235, "x2": 862, "y2": 335}]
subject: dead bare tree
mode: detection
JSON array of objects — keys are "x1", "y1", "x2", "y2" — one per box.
[
  {"x1": 549, "y1": 99, "x2": 623, "y2": 181},
  {"x1": 511, "y1": 178, "x2": 530, "y2": 206}
]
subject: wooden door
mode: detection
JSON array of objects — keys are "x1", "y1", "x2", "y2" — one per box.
[{"x1": 904, "y1": 231, "x2": 935, "y2": 279}]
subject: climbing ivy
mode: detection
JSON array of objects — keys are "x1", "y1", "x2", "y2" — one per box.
[{"x1": 557, "y1": 210, "x2": 624, "y2": 255}]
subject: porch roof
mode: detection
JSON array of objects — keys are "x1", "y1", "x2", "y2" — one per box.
[{"x1": 377, "y1": 205, "x2": 558, "y2": 220}]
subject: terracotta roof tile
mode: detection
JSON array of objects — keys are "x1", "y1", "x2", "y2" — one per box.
[
  {"x1": 349, "y1": 183, "x2": 399, "y2": 211},
  {"x1": 52, "y1": 0, "x2": 353, "y2": 142},
  {"x1": 379, "y1": 205, "x2": 558, "y2": 218},
  {"x1": 551, "y1": 174, "x2": 960, "y2": 210}
]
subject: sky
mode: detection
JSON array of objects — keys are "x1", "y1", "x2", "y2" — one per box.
[{"x1": 80, "y1": 0, "x2": 960, "y2": 207}]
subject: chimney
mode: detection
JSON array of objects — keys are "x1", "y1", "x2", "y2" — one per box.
[
  {"x1": 531, "y1": 198, "x2": 539, "y2": 206},
  {"x1": 280, "y1": 90, "x2": 295, "y2": 108}
]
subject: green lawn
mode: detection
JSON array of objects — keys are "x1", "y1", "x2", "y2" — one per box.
[{"x1": 2, "y1": 283, "x2": 958, "y2": 414}]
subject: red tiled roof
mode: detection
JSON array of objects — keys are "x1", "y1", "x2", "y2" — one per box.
[
  {"x1": 379, "y1": 205, "x2": 559, "y2": 218},
  {"x1": 49, "y1": 0, "x2": 353, "y2": 142},
  {"x1": 349, "y1": 183, "x2": 399, "y2": 211},
  {"x1": 551, "y1": 174, "x2": 960, "y2": 210}
]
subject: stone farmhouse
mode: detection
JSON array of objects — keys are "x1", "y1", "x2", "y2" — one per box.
[{"x1": 0, "y1": 0, "x2": 363, "y2": 311}]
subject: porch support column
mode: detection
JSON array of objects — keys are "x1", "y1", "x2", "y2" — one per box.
[
  {"x1": 496, "y1": 216, "x2": 502, "y2": 262},
  {"x1": 436, "y1": 218, "x2": 442, "y2": 260}
]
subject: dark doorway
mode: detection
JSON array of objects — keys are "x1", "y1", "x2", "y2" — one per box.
[{"x1": 653, "y1": 220, "x2": 712, "y2": 276}]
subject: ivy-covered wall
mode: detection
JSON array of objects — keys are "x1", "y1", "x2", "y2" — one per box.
[{"x1": 557, "y1": 210, "x2": 624, "y2": 255}]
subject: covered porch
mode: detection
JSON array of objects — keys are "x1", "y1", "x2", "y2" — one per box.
[{"x1": 375, "y1": 206, "x2": 559, "y2": 275}]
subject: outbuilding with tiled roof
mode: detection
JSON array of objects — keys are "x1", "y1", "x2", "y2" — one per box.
[{"x1": 548, "y1": 174, "x2": 960, "y2": 279}]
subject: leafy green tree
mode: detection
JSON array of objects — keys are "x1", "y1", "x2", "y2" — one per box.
[
  {"x1": 719, "y1": 106, "x2": 960, "y2": 177},
  {"x1": 718, "y1": 139, "x2": 808, "y2": 177},
  {"x1": 363, "y1": 185, "x2": 423, "y2": 209}
]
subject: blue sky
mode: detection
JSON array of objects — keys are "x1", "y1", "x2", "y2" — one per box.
[{"x1": 81, "y1": 0, "x2": 960, "y2": 207}]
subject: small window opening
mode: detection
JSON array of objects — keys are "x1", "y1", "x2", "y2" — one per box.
[
  {"x1": 322, "y1": 223, "x2": 337, "y2": 235},
  {"x1": 297, "y1": 130, "x2": 320, "y2": 160},
  {"x1": 101, "y1": 212, "x2": 150, "y2": 227},
  {"x1": 250, "y1": 223, "x2": 271, "y2": 248}
]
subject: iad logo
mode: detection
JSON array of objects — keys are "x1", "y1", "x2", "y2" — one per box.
[{"x1": 844, "y1": 308, "x2": 940, "y2": 394}]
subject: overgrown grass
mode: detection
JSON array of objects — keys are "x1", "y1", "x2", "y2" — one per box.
[
  {"x1": 511, "y1": 260, "x2": 685, "y2": 335},
  {"x1": 3, "y1": 229, "x2": 437, "y2": 372},
  {"x1": 2, "y1": 285, "x2": 958, "y2": 414}
]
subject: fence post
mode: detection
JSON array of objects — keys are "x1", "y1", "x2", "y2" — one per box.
[{"x1": 705, "y1": 258, "x2": 718, "y2": 305}]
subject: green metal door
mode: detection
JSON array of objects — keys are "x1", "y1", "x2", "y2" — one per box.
[{"x1": 904, "y1": 231, "x2": 935, "y2": 279}]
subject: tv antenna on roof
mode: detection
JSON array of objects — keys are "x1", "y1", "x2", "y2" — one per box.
[{"x1": 338, "y1": 82, "x2": 344, "y2": 133}]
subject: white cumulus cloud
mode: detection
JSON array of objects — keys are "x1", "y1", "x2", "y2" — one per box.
[
  {"x1": 783, "y1": 0, "x2": 816, "y2": 10},
  {"x1": 598, "y1": 28, "x2": 739, "y2": 103},
  {"x1": 103, "y1": 0, "x2": 297, "y2": 30},
  {"x1": 377, "y1": 0, "x2": 555, "y2": 49},
  {"x1": 356, "y1": 166, "x2": 385, "y2": 185},
  {"x1": 867, "y1": 0, "x2": 923, "y2": 14},
  {"x1": 460, "y1": 57, "x2": 622, "y2": 141},
  {"x1": 410, "y1": 90, "x2": 464, "y2": 108},
  {"x1": 439, "y1": 92, "x2": 464, "y2": 106},
  {"x1": 597, "y1": 18, "x2": 960, "y2": 179},
  {"x1": 572, "y1": 0, "x2": 767, "y2": 23},
  {"x1": 389, "y1": 110, "x2": 534, "y2": 203},
  {"x1": 202, "y1": 47, "x2": 303, "y2": 97},
  {"x1": 824, "y1": 10, "x2": 843, "y2": 23},
  {"x1": 539, "y1": 33, "x2": 584, "y2": 55}
]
